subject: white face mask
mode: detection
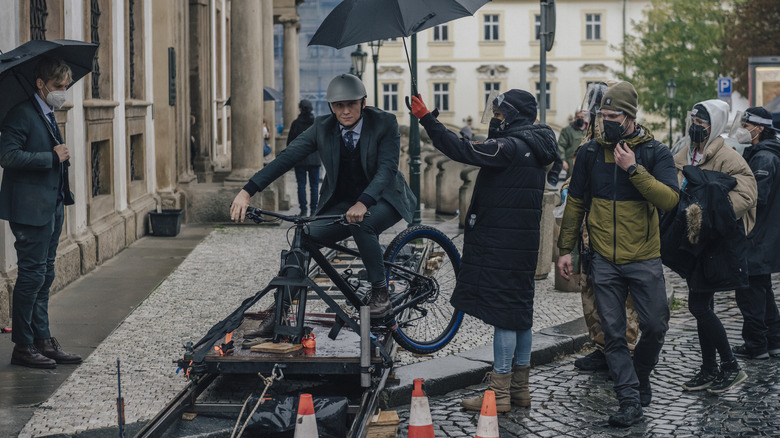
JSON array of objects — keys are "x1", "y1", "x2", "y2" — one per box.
[
  {"x1": 731, "y1": 127, "x2": 753, "y2": 144},
  {"x1": 44, "y1": 85, "x2": 67, "y2": 109}
]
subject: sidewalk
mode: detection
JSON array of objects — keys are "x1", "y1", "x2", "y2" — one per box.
[{"x1": 1, "y1": 182, "x2": 591, "y2": 437}]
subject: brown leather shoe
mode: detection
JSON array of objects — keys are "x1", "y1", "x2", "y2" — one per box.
[
  {"x1": 11, "y1": 344, "x2": 56, "y2": 369},
  {"x1": 34, "y1": 338, "x2": 82, "y2": 364},
  {"x1": 244, "y1": 305, "x2": 287, "y2": 339}
]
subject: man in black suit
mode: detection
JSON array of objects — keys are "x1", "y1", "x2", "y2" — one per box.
[
  {"x1": 230, "y1": 74, "x2": 417, "y2": 334},
  {"x1": 0, "y1": 57, "x2": 82, "y2": 368}
]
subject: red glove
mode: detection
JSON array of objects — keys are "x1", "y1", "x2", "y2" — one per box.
[{"x1": 410, "y1": 95, "x2": 430, "y2": 120}]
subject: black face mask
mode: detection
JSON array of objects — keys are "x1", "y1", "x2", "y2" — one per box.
[
  {"x1": 603, "y1": 120, "x2": 625, "y2": 144},
  {"x1": 488, "y1": 118, "x2": 502, "y2": 139},
  {"x1": 689, "y1": 124, "x2": 709, "y2": 143},
  {"x1": 574, "y1": 118, "x2": 585, "y2": 129}
]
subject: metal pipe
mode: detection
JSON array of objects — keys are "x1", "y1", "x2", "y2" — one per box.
[{"x1": 360, "y1": 306, "x2": 370, "y2": 388}]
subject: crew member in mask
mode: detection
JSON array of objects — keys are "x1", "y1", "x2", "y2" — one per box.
[
  {"x1": 558, "y1": 110, "x2": 588, "y2": 171},
  {"x1": 0, "y1": 57, "x2": 82, "y2": 368},
  {"x1": 733, "y1": 107, "x2": 780, "y2": 361},
  {"x1": 671, "y1": 99, "x2": 756, "y2": 393},
  {"x1": 411, "y1": 90, "x2": 558, "y2": 412},
  {"x1": 557, "y1": 81, "x2": 679, "y2": 427}
]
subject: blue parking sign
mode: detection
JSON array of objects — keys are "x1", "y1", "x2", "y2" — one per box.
[{"x1": 718, "y1": 77, "x2": 732, "y2": 98}]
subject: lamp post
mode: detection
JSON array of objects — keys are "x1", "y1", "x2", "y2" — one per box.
[
  {"x1": 368, "y1": 40, "x2": 383, "y2": 107},
  {"x1": 351, "y1": 44, "x2": 367, "y2": 80},
  {"x1": 666, "y1": 78, "x2": 677, "y2": 144}
]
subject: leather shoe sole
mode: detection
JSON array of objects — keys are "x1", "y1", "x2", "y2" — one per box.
[{"x1": 11, "y1": 356, "x2": 56, "y2": 369}]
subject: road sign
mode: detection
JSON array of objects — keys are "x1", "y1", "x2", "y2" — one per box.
[{"x1": 718, "y1": 77, "x2": 732, "y2": 98}]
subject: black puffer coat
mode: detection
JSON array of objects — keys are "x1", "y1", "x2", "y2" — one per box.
[
  {"x1": 419, "y1": 115, "x2": 558, "y2": 330},
  {"x1": 660, "y1": 165, "x2": 749, "y2": 292},
  {"x1": 743, "y1": 138, "x2": 780, "y2": 275}
]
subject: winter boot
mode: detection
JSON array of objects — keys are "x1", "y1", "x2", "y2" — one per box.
[
  {"x1": 368, "y1": 286, "x2": 392, "y2": 321},
  {"x1": 510, "y1": 365, "x2": 531, "y2": 407},
  {"x1": 461, "y1": 371, "x2": 512, "y2": 412},
  {"x1": 244, "y1": 304, "x2": 288, "y2": 339}
]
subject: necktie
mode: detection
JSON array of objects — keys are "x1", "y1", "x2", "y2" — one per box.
[
  {"x1": 344, "y1": 130, "x2": 355, "y2": 151},
  {"x1": 47, "y1": 112, "x2": 63, "y2": 144}
]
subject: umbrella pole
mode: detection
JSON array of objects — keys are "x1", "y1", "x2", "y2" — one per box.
[{"x1": 402, "y1": 38, "x2": 418, "y2": 96}]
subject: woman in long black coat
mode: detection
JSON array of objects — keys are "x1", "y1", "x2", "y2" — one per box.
[{"x1": 411, "y1": 90, "x2": 558, "y2": 412}]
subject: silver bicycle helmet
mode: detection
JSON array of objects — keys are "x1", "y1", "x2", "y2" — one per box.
[{"x1": 326, "y1": 74, "x2": 367, "y2": 103}]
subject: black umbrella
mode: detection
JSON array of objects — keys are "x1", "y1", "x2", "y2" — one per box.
[
  {"x1": 309, "y1": 0, "x2": 490, "y2": 97},
  {"x1": 224, "y1": 86, "x2": 283, "y2": 106},
  {"x1": 309, "y1": 0, "x2": 490, "y2": 49},
  {"x1": 0, "y1": 39, "x2": 98, "y2": 125}
]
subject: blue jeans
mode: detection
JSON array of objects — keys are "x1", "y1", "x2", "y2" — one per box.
[
  {"x1": 493, "y1": 326, "x2": 532, "y2": 374},
  {"x1": 294, "y1": 165, "x2": 320, "y2": 213},
  {"x1": 10, "y1": 202, "x2": 64, "y2": 345}
]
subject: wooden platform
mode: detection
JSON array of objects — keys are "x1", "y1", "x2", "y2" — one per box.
[{"x1": 202, "y1": 311, "x2": 392, "y2": 375}]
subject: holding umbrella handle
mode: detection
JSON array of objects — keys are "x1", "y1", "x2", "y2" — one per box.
[{"x1": 406, "y1": 94, "x2": 438, "y2": 119}]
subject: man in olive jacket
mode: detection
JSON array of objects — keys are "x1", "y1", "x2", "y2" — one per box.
[
  {"x1": 0, "y1": 57, "x2": 82, "y2": 369},
  {"x1": 230, "y1": 74, "x2": 416, "y2": 331},
  {"x1": 557, "y1": 81, "x2": 679, "y2": 427}
]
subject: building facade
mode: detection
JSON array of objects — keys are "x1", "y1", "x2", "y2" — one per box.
[
  {"x1": 364, "y1": 0, "x2": 650, "y2": 134},
  {"x1": 0, "y1": 0, "x2": 303, "y2": 325}
]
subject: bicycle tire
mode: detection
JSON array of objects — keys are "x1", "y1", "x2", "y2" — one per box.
[{"x1": 384, "y1": 225, "x2": 463, "y2": 354}]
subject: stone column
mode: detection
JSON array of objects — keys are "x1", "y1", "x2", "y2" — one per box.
[
  {"x1": 225, "y1": 0, "x2": 263, "y2": 183},
  {"x1": 262, "y1": 0, "x2": 275, "y2": 152},
  {"x1": 189, "y1": 0, "x2": 213, "y2": 183},
  {"x1": 281, "y1": 15, "x2": 300, "y2": 135}
]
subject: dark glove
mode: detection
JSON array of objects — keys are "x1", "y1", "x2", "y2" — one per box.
[{"x1": 410, "y1": 95, "x2": 430, "y2": 120}]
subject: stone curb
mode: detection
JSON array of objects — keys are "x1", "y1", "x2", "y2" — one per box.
[{"x1": 379, "y1": 317, "x2": 589, "y2": 408}]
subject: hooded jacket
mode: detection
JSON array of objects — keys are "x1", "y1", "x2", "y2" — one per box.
[
  {"x1": 558, "y1": 124, "x2": 679, "y2": 265},
  {"x1": 742, "y1": 137, "x2": 780, "y2": 275},
  {"x1": 673, "y1": 99, "x2": 757, "y2": 234},
  {"x1": 419, "y1": 112, "x2": 558, "y2": 330}
]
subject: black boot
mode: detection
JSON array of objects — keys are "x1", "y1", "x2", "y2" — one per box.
[
  {"x1": 33, "y1": 338, "x2": 82, "y2": 364},
  {"x1": 368, "y1": 286, "x2": 392, "y2": 321},
  {"x1": 11, "y1": 343, "x2": 57, "y2": 369},
  {"x1": 608, "y1": 402, "x2": 643, "y2": 428},
  {"x1": 244, "y1": 305, "x2": 287, "y2": 339}
]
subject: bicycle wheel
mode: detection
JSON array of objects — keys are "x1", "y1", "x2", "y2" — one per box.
[{"x1": 384, "y1": 225, "x2": 463, "y2": 354}]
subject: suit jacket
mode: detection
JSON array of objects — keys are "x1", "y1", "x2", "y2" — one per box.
[
  {"x1": 249, "y1": 106, "x2": 416, "y2": 222},
  {"x1": 0, "y1": 97, "x2": 73, "y2": 226}
]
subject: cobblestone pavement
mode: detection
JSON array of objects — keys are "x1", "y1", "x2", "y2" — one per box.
[
  {"x1": 18, "y1": 212, "x2": 582, "y2": 436},
  {"x1": 394, "y1": 272, "x2": 780, "y2": 437}
]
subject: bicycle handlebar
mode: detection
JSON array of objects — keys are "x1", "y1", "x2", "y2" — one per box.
[{"x1": 245, "y1": 206, "x2": 368, "y2": 225}]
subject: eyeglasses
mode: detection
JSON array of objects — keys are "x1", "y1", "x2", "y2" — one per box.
[{"x1": 598, "y1": 110, "x2": 624, "y2": 121}]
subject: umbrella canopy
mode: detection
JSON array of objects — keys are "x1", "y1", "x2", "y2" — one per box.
[
  {"x1": 309, "y1": 0, "x2": 490, "y2": 49},
  {"x1": 225, "y1": 86, "x2": 283, "y2": 106},
  {"x1": 0, "y1": 39, "x2": 98, "y2": 125}
]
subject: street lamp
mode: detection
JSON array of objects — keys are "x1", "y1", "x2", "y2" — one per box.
[
  {"x1": 666, "y1": 78, "x2": 677, "y2": 144},
  {"x1": 351, "y1": 44, "x2": 367, "y2": 80},
  {"x1": 368, "y1": 40, "x2": 383, "y2": 107}
]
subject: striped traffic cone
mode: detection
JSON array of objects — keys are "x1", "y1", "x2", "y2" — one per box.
[
  {"x1": 408, "y1": 378, "x2": 435, "y2": 438},
  {"x1": 474, "y1": 390, "x2": 499, "y2": 438},
  {"x1": 293, "y1": 393, "x2": 318, "y2": 438}
]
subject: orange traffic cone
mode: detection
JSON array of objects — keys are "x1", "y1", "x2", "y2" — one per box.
[
  {"x1": 293, "y1": 393, "x2": 318, "y2": 438},
  {"x1": 408, "y1": 378, "x2": 435, "y2": 438},
  {"x1": 474, "y1": 390, "x2": 499, "y2": 438}
]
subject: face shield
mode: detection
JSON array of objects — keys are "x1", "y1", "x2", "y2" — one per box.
[
  {"x1": 481, "y1": 89, "x2": 501, "y2": 124},
  {"x1": 580, "y1": 82, "x2": 608, "y2": 124}
]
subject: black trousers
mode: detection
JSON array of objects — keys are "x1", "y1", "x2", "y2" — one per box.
[
  {"x1": 10, "y1": 202, "x2": 64, "y2": 345},
  {"x1": 735, "y1": 274, "x2": 780, "y2": 353},
  {"x1": 687, "y1": 290, "x2": 735, "y2": 370}
]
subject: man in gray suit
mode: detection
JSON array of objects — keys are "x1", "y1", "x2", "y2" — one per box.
[
  {"x1": 0, "y1": 57, "x2": 82, "y2": 368},
  {"x1": 230, "y1": 74, "x2": 416, "y2": 334}
]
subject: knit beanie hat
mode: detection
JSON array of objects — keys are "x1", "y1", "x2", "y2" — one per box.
[
  {"x1": 494, "y1": 89, "x2": 537, "y2": 126},
  {"x1": 601, "y1": 81, "x2": 638, "y2": 119}
]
